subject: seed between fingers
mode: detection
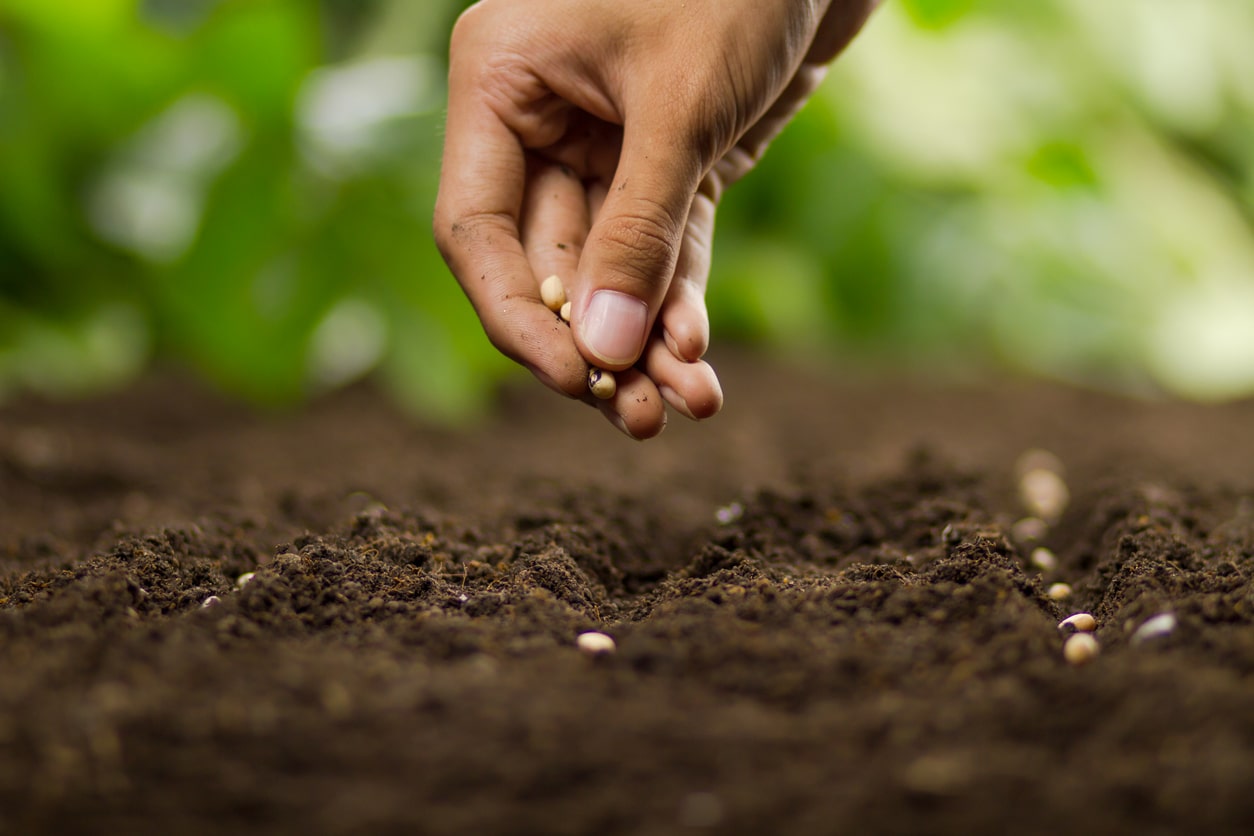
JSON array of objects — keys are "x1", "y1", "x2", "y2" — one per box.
[{"x1": 540, "y1": 274, "x2": 566, "y2": 312}]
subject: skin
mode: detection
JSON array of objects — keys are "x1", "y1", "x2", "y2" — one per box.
[{"x1": 434, "y1": 0, "x2": 879, "y2": 439}]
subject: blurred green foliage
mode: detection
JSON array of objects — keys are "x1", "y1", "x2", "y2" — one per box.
[{"x1": 1, "y1": 0, "x2": 1252, "y2": 417}]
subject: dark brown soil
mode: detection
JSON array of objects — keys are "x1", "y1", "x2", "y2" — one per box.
[{"x1": 3, "y1": 352, "x2": 1254, "y2": 835}]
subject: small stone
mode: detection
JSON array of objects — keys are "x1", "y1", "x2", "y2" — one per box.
[
  {"x1": 1058, "y1": 612, "x2": 1096, "y2": 634},
  {"x1": 1131, "y1": 612, "x2": 1177, "y2": 645},
  {"x1": 576, "y1": 631, "x2": 616, "y2": 656},
  {"x1": 715, "y1": 502, "x2": 744, "y2": 525},
  {"x1": 1063, "y1": 632, "x2": 1100, "y2": 666},
  {"x1": 201, "y1": 595, "x2": 222, "y2": 608},
  {"x1": 236, "y1": 572, "x2": 256, "y2": 588},
  {"x1": 1029, "y1": 547, "x2": 1058, "y2": 572},
  {"x1": 1047, "y1": 582, "x2": 1072, "y2": 601}
]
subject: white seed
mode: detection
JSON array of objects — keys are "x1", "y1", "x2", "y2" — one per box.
[
  {"x1": 1058, "y1": 612, "x2": 1096, "y2": 634},
  {"x1": 236, "y1": 572, "x2": 256, "y2": 588},
  {"x1": 201, "y1": 595, "x2": 222, "y2": 608},
  {"x1": 1047, "y1": 582, "x2": 1072, "y2": 601},
  {"x1": 540, "y1": 274, "x2": 566, "y2": 312},
  {"x1": 1063, "y1": 632, "x2": 1100, "y2": 666},
  {"x1": 1014, "y1": 448, "x2": 1066, "y2": 481},
  {"x1": 559, "y1": 300, "x2": 572, "y2": 323},
  {"x1": 1010, "y1": 516, "x2": 1049, "y2": 546},
  {"x1": 1019, "y1": 469, "x2": 1070, "y2": 522},
  {"x1": 588, "y1": 367, "x2": 616, "y2": 399},
  {"x1": 1029, "y1": 547, "x2": 1058, "y2": 572},
  {"x1": 576, "y1": 631, "x2": 616, "y2": 656},
  {"x1": 1131, "y1": 612, "x2": 1177, "y2": 645}
]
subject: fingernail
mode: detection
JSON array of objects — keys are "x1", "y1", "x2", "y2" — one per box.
[{"x1": 583, "y1": 290, "x2": 648, "y2": 366}]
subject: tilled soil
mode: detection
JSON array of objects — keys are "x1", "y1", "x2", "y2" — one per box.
[{"x1": 2, "y1": 354, "x2": 1254, "y2": 835}]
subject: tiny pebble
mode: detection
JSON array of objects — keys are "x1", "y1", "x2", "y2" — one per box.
[
  {"x1": 1029, "y1": 547, "x2": 1058, "y2": 572},
  {"x1": 1131, "y1": 612, "x2": 1177, "y2": 645},
  {"x1": 1047, "y1": 582, "x2": 1072, "y2": 600},
  {"x1": 201, "y1": 595, "x2": 222, "y2": 608},
  {"x1": 588, "y1": 367, "x2": 616, "y2": 399},
  {"x1": 1063, "y1": 632, "x2": 1100, "y2": 666},
  {"x1": 236, "y1": 572, "x2": 256, "y2": 588},
  {"x1": 1058, "y1": 612, "x2": 1096, "y2": 634},
  {"x1": 576, "y1": 631, "x2": 616, "y2": 656},
  {"x1": 559, "y1": 301, "x2": 572, "y2": 323},
  {"x1": 540, "y1": 274, "x2": 566, "y2": 312}
]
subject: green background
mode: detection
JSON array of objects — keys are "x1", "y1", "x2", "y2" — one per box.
[{"x1": 2, "y1": 0, "x2": 1252, "y2": 420}]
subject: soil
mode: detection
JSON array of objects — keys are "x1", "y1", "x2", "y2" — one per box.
[{"x1": 3, "y1": 352, "x2": 1254, "y2": 835}]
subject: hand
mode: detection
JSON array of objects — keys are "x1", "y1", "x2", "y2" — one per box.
[{"x1": 434, "y1": 0, "x2": 878, "y2": 439}]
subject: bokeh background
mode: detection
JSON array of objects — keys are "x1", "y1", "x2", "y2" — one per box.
[{"x1": 2, "y1": 0, "x2": 1253, "y2": 420}]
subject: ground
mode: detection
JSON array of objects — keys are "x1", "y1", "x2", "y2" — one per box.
[{"x1": 3, "y1": 352, "x2": 1254, "y2": 835}]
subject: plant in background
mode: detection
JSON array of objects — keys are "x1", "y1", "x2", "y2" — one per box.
[{"x1": 1, "y1": 0, "x2": 1251, "y2": 416}]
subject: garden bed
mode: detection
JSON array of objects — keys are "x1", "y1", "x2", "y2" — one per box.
[{"x1": 3, "y1": 353, "x2": 1254, "y2": 834}]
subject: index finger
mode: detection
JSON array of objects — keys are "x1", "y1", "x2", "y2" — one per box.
[{"x1": 433, "y1": 83, "x2": 589, "y2": 399}]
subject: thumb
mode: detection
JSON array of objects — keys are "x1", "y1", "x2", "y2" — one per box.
[{"x1": 574, "y1": 126, "x2": 701, "y2": 370}]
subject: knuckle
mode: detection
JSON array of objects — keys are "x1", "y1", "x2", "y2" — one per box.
[{"x1": 595, "y1": 205, "x2": 681, "y2": 285}]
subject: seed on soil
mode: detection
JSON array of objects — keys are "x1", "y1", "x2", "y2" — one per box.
[
  {"x1": 1014, "y1": 448, "x2": 1066, "y2": 481},
  {"x1": 576, "y1": 631, "x2": 616, "y2": 656},
  {"x1": 1063, "y1": 632, "x2": 1100, "y2": 666},
  {"x1": 1131, "y1": 612, "x2": 1177, "y2": 645},
  {"x1": 1011, "y1": 516, "x2": 1049, "y2": 546},
  {"x1": 540, "y1": 274, "x2": 566, "y2": 312},
  {"x1": 236, "y1": 572, "x2": 256, "y2": 588},
  {"x1": 1029, "y1": 547, "x2": 1058, "y2": 571},
  {"x1": 1058, "y1": 612, "x2": 1096, "y2": 634},
  {"x1": 1047, "y1": 582, "x2": 1072, "y2": 600},
  {"x1": 201, "y1": 595, "x2": 222, "y2": 608},
  {"x1": 588, "y1": 367, "x2": 616, "y2": 399},
  {"x1": 1019, "y1": 468, "x2": 1069, "y2": 522}
]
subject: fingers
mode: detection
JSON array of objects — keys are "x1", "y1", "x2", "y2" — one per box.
[
  {"x1": 571, "y1": 121, "x2": 703, "y2": 372},
  {"x1": 641, "y1": 336, "x2": 723, "y2": 421},
  {"x1": 434, "y1": 83, "x2": 588, "y2": 398},
  {"x1": 593, "y1": 367, "x2": 668, "y2": 440},
  {"x1": 659, "y1": 190, "x2": 716, "y2": 362},
  {"x1": 520, "y1": 160, "x2": 587, "y2": 287}
]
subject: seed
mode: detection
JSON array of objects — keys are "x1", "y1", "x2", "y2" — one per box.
[
  {"x1": 1011, "y1": 516, "x2": 1049, "y2": 546},
  {"x1": 1131, "y1": 612, "x2": 1177, "y2": 645},
  {"x1": 236, "y1": 572, "x2": 256, "y2": 588},
  {"x1": 201, "y1": 595, "x2": 222, "y2": 608},
  {"x1": 588, "y1": 367, "x2": 616, "y2": 399},
  {"x1": 1047, "y1": 582, "x2": 1072, "y2": 600},
  {"x1": 576, "y1": 631, "x2": 616, "y2": 656},
  {"x1": 1058, "y1": 612, "x2": 1096, "y2": 634},
  {"x1": 559, "y1": 301, "x2": 572, "y2": 323},
  {"x1": 540, "y1": 274, "x2": 566, "y2": 312},
  {"x1": 1063, "y1": 632, "x2": 1100, "y2": 665},
  {"x1": 1014, "y1": 448, "x2": 1066, "y2": 481},
  {"x1": 1029, "y1": 547, "x2": 1058, "y2": 572},
  {"x1": 1019, "y1": 469, "x2": 1069, "y2": 522}
]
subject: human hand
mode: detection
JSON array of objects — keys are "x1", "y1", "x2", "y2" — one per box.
[{"x1": 434, "y1": 0, "x2": 878, "y2": 439}]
